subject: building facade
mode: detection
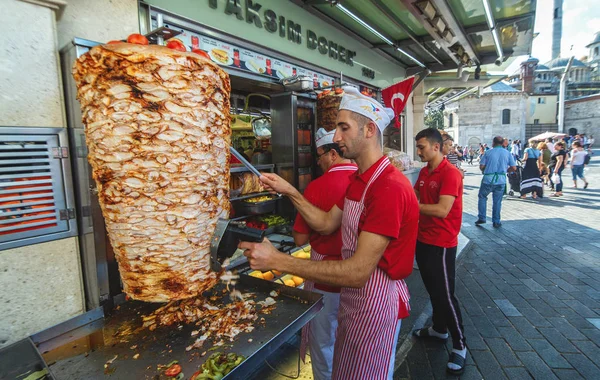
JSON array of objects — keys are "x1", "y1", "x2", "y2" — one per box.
[
  {"x1": 564, "y1": 94, "x2": 600, "y2": 138},
  {"x1": 446, "y1": 82, "x2": 527, "y2": 149}
]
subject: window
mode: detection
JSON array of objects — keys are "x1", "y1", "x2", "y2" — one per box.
[
  {"x1": 449, "y1": 113, "x2": 453, "y2": 129},
  {"x1": 537, "y1": 74, "x2": 541, "y2": 79},
  {"x1": 0, "y1": 128, "x2": 76, "y2": 250},
  {"x1": 554, "y1": 8, "x2": 559, "y2": 19},
  {"x1": 534, "y1": 119, "x2": 540, "y2": 124},
  {"x1": 538, "y1": 97, "x2": 546, "y2": 104},
  {"x1": 502, "y1": 109, "x2": 511, "y2": 124},
  {"x1": 595, "y1": 47, "x2": 599, "y2": 57}
]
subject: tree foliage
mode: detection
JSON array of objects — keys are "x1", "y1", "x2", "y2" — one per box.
[{"x1": 424, "y1": 108, "x2": 444, "y2": 129}]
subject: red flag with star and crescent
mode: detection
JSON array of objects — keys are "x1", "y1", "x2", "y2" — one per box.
[{"x1": 382, "y1": 77, "x2": 415, "y2": 129}]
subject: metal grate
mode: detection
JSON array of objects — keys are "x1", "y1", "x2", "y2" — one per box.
[{"x1": 0, "y1": 129, "x2": 76, "y2": 250}]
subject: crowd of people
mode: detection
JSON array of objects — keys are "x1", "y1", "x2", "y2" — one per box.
[{"x1": 440, "y1": 134, "x2": 593, "y2": 200}]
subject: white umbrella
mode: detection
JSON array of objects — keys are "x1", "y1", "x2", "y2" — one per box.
[{"x1": 530, "y1": 131, "x2": 567, "y2": 141}]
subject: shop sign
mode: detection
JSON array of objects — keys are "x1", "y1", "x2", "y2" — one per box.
[
  {"x1": 362, "y1": 67, "x2": 375, "y2": 80},
  {"x1": 208, "y1": 0, "x2": 356, "y2": 66}
]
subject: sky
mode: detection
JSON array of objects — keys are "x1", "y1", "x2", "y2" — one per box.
[{"x1": 502, "y1": 0, "x2": 600, "y2": 74}]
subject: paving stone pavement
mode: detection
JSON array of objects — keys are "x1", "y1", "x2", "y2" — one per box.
[{"x1": 398, "y1": 150, "x2": 600, "y2": 379}]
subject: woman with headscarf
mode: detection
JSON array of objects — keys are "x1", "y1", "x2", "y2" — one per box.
[
  {"x1": 519, "y1": 139, "x2": 543, "y2": 199},
  {"x1": 549, "y1": 141, "x2": 567, "y2": 197}
]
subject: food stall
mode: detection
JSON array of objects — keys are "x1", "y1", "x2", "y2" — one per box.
[
  {"x1": 0, "y1": 2, "x2": 422, "y2": 377},
  {"x1": 5, "y1": 4, "x2": 386, "y2": 379}
]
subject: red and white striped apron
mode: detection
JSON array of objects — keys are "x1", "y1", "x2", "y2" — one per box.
[
  {"x1": 332, "y1": 157, "x2": 410, "y2": 380},
  {"x1": 300, "y1": 248, "x2": 326, "y2": 361},
  {"x1": 299, "y1": 164, "x2": 357, "y2": 362}
]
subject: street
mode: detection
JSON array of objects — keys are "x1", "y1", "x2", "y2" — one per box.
[{"x1": 398, "y1": 150, "x2": 600, "y2": 379}]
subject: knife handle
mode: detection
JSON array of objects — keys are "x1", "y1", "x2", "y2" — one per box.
[{"x1": 228, "y1": 224, "x2": 265, "y2": 243}]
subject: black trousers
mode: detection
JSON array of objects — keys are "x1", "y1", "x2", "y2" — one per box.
[{"x1": 416, "y1": 240, "x2": 466, "y2": 350}]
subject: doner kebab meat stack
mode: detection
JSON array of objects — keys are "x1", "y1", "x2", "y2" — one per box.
[{"x1": 73, "y1": 42, "x2": 231, "y2": 302}]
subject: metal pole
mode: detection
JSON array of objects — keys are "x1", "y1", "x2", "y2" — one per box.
[{"x1": 558, "y1": 56, "x2": 574, "y2": 133}]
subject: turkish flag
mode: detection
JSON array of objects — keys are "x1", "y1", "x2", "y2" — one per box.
[{"x1": 382, "y1": 77, "x2": 415, "y2": 129}]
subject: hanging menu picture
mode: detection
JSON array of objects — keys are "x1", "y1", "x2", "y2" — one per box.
[{"x1": 172, "y1": 29, "x2": 336, "y2": 87}]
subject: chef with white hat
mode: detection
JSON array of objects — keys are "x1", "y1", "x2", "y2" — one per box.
[
  {"x1": 293, "y1": 127, "x2": 356, "y2": 380},
  {"x1": 242, "y1": 86, "x2": 420, "y2": 380}
]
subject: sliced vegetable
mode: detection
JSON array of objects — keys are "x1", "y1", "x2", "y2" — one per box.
[
  {"x1": 127, "y1": 33, "x2": 149, "y2": 45},
  {"x1": 192, "y1": 49, "x2": 211, "y2": 60},
  {"x1": 194, "y1": 352, "x2": 245, "y2": 380},
  {"x1": 164, "y1": 363, "x2": 182, "y2": 377},
  {"x1": 166, "y1": 38, "x2": 186, "y2": 52}
]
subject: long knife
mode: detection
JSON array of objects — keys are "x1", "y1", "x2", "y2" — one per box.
[{"x1": 230, "y1": 146, "x2": 262, "y2": 177}]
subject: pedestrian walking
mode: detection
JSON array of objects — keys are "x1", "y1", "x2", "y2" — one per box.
[
  {"x1": 569, "y1": 141, "x2": 589, "y2": 189},
  {"x1": 413, "y1": 128, "x2": 466, "y2": 375},
  {"x1": 519, "y1": 139, "x2": 543, "y2": 199},
  {"x1": 468, "y1": 148, "x2": 475, "y2": 165},
  {"x1": 549, "y1": 141, "x2": 567, "y2": 197},
  {"x1": 511, "y1": 140, "x2": 520, "y2": 161},
  {"x1": 293, "y1": 128, "x2": 357, "y2": 380},
  {"x1": 244, "y1": 87, "x2": 420, "y2": 380},
  {"x1": 475, "y1": 136, "x2": 517, "y2": 228}
]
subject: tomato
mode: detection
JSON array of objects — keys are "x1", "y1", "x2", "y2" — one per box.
[
  {"x1": 192, "y1": 49, "x2": 211, "y2": 60},
  {"x1": 127, "y1": 33, "x2": 149, "y2": 45},
  {"x1": 164, "y1": 363, "x2": 182, "y2": 377},
  {"x1": 166, "y1": 40, "x2": 186, "y2": 52},
  {"x1": 190, "y1": 371, "x2": 202, "y2": 380},
  {"x1": 106, "y1": 40, "x2": 123, "y2": 44}
]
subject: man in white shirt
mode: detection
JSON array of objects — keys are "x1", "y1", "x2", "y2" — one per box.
[
  {"x1": 510, "y1": 141, "x2": 520, "y2": 161},
  {"x1": 545, "y1": 138, "x2": 555, "y2": 154}
]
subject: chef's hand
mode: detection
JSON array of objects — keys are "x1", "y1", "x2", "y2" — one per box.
[
  {"x1": 260, "y1": 173, "x2": 296, "y2": 196},
  {"x1": 239, "y1": 238, "x2": 283, "y2": 271}
]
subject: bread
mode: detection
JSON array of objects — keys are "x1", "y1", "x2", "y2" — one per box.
[
  {"x1": 73, "y1": 42, "x2": 231, "y2": 302},
  {"x1": 211, "y1": 48, "x2": 229, "y2": 64}
]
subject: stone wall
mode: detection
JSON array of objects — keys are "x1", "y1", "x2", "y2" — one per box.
[
  {"x1": 57, "y1": 0, "x2": 139, "y2": 49},
  {"x1": 0, "y1": 0, "x2": 139, "y2": 349},
  {"x1": 0, "y1": 0, "x2": 85, "y2": 349},
  {"x1": 0, "y1": 0, "x2": 66, "y2": 128},
  {"x1": 451, "y1": 94, "x2": 527, "y2": 148},
  {"x1": 564, "y1": 95, "x2": 600, "y2": 137}
]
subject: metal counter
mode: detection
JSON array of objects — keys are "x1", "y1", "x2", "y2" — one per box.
[{"x1": 30, "y1": 275, "x2": 322, "y2": 380}]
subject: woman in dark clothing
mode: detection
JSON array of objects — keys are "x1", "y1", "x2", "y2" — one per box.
[
  {"x1": 549, "y1": 141, "x2": 567, "y2": 197},
  {"x1": 520, "y1": 139, "x2": 543, "y2": 199}
]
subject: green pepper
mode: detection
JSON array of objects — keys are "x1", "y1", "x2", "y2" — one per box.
[
  {"x1": 209, "y1": 359, "x2": 221, "y2": 374},
  {"x1": 192, "y1": 374, "x2": 212, "y2": 380},
  {"x1": 211, "y1": 373, "x2": 223, "y2": 380}
]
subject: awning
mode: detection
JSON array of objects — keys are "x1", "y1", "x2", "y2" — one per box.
[{"x1": 292, "y1": 0, "x2": 537, "y2": 75}]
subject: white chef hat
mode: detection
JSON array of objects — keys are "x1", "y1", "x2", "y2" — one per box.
[
  {"x1": 339, "y1": 86, "x2": 395, "y2": 133},
  {"x1": 315, "y1": 128, "x2": 335, "y2": 148}
]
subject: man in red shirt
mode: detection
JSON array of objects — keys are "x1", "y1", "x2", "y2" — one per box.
[
  {"x1": 240, "y1": 86, "x2": 419, "y2": 379},
  {"x1": 293, "y1": 128, "x2": 357, "y2": 380},
  {"x1": 412, "y1": 128, "x2": 466, "y2": 375}
]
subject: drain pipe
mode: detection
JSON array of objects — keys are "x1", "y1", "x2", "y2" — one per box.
[{"x1": 557, "y1": 56, "x2": 574, "y2": 133}]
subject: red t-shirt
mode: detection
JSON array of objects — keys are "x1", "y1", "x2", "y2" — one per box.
[
  {"x1": 336, "y1": 156, "x2": 420, "y2": 318},
  {"x1": 414, "y1": 158, "x2": 463, "y2": 248},
  {"x1": 294, "y1": 163, "x2": 357, "y2": 292}
]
